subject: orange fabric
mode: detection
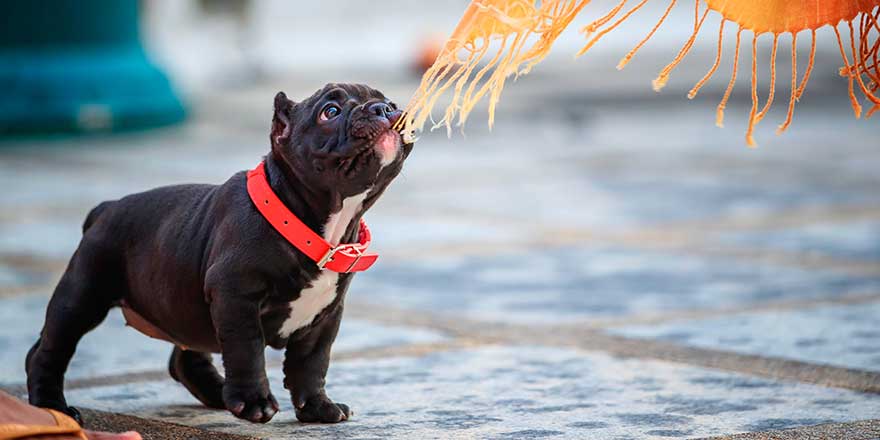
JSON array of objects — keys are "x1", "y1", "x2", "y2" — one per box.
[
  {"x1": 399, "y1": 0, "x2": 592, "y2": 133},
  {"x1": 402, "y1": 0, "x2": 880, "y2": 146},
  {"x1": 0, "y1": 409, "x2": 86, "y2": 440},
  {"x1": 705, "y1": 0, "x2": 878, "y2": 34}
]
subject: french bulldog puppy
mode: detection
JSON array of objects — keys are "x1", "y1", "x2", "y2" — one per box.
[{"x1": 26, "y1": 83, "x2": 413, "y2": 425}]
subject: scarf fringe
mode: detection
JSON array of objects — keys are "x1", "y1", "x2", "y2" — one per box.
[{"x1": 400, "y1": 1, "x2": 880, "y2": 146}]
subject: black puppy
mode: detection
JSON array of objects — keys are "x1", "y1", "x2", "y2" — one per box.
[{"x1": 26, "y1": 83, "x2": 413, "y2": 424}]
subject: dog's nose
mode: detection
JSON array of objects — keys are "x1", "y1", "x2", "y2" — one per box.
[{"x1": 369, "y1": 102, "x2": 394, "y2": 119}]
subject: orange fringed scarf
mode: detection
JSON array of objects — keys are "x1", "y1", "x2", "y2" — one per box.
[
  {"x1": 403, "y1": 0, "x2": 591, "y2": 134},
  {"x1": 400, "y1": 0, "x2": 880, "y2": 146}
]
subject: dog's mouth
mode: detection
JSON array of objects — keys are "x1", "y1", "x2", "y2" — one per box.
[
  {"x1": 341, "y1": 128, "x2": 401, "y2": 177},
  {"x1": 373, "y1": 129, "x2": 401, "y2": 166}
]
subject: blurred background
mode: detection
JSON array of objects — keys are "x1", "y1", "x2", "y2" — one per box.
[{"x1": 1, "y1": 1, "x2": 878, "y2": 439}]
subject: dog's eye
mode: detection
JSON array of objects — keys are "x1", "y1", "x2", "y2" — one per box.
[{"x1": 320, "y1": 105, "x2": 340, "y2": 121}]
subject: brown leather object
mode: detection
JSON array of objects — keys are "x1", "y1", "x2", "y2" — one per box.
[{"x1": 0, "y1": 391, "x2": 86, "y2": 440}]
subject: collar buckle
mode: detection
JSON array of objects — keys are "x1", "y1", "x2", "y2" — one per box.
[
  {"x1": 316, "y1": 245, "x2": 365, "y2": 272},
  {"x1": 344, "y1": 246, "x2": 364, "y2": 273},
  {"x1": 316, "y1": 246, "x2": 338, "y2": 269}
]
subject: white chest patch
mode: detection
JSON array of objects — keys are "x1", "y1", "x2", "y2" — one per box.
[
  {"x1": 277, "y1": 189, "x2": 371, "y2": 338},
  {"x1": 277, "y1": 271, "x2": 339, "y2": 337}
]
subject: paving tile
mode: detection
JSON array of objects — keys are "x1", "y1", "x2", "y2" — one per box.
[
  {"x1": 582, "y1": 176, "x2": 879, "y2": 228},
  {"x1": 334, "y1": 319, "x2": 446, "y2": 353},
  {"x1": 0, "y1": 262, "x2": 53, "y2": 291},
  {"x1": 608, "y1": 302, "x2": 880, "y2": 372},
  {"x1": 718, "y1": 220, "x2": 880, "y2": 262},
  {"x1": 0, "y1": 218, "x2": 83, "y2": 260},
  {"x1": 66, "y1": 346, "x2": 880, "y2": 439},
  {"x1": 365, "y1": 211, "x2": 524, "y2": 253},
  {"x1": 410, "y1": 171, "x2": 880, "y2": 232},
  {"x1": 381, "y1": 102, "x2": 880, "y2": 234},
  {"x1": 356, "y1": 246, "x2": 880, "y2": 324},
  {"x1": 265, "y1": 318, "x2": 447, "y2": 367},
  {"x1": 0, "y1": 294, "x2": 170, "y2": 385},
  {"x1": 0, "y1": 294, "x2": 445, "y2": 386}
]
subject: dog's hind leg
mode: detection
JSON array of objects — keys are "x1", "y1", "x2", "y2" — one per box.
[
  {"x1": 26, "y1": 235, "x2": 121, "y2": 425},
  {"x1": 169, "y1": 346, "x2": 225, "y2": 409}
]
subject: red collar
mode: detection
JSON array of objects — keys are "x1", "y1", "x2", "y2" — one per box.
[{"x1": 246, "y1": 161, "x2": 378, "y2": 273}]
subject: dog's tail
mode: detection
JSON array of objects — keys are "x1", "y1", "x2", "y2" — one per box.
[{"x1": 82, "y1": 201, "x2": 113, "y2": 233}]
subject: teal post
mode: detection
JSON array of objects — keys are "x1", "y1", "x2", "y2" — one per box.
[{"x1": 0, "y1": 0, "x2": 186, "y2": 135}]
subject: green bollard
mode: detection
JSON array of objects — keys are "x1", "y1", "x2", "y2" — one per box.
[{"x1": 0, "y1": 0, "x2": 186, "y2": 136}]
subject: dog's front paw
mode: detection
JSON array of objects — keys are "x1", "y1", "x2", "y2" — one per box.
[
  {"x1": 223, "y1": 383, "x2": 279, "y2": 423},
  {"x1": 295, "y1": 394, "x2": 351, "y2": 423}
]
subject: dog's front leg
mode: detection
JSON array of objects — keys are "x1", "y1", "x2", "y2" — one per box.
[
  {"x1": 284, "y1": 305, "x2": 351, "y2": 423},
  {"x1": 209, "y1": 285, "x2": 279, "y2": 423}
]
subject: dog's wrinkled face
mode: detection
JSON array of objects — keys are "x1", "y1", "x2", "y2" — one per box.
[{"x1": 270, "y1": 83, "x2": 413, "y2": 198}]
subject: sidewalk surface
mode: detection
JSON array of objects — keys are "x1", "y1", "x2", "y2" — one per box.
[{"x1": 1, "y1": 53, "x2": 879, "y2": 439}]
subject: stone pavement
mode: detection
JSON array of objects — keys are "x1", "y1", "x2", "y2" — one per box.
[{"x1": 0, "y1": 67, "x2": 878, "y2": 440}]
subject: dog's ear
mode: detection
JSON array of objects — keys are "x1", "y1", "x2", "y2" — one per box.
[{"x1": 271, "y1": 91, "x2": 295, "y2": 149}]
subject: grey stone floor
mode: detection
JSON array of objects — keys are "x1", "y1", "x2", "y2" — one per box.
[
  {"x1": 1, "y1": 66, "x2": 878, "y2": 440},
  {"x1": 610, "y1": 302, "x2": 880, "y2": 373}
]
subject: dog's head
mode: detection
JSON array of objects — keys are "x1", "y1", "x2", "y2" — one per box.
[{"x1": 270, "y1": 83, "x2": 413, "y2": 199}]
